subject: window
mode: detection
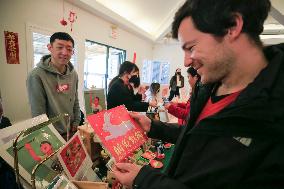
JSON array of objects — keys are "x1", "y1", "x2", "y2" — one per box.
[
  {"x1": 32, "y1": 32, "x2": 78, "y2": 68},
  {"x1": 141, "y1": 60, "x2": 170, "y2": 84},
  {"x1": 84, "y1": 40, "x2": 126, "y2": 90}
]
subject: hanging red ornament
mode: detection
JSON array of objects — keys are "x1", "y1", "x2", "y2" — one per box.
[
  {"x1": 68, "y1": 11, "x2": 77, "y2": 31},
  {"x1": 60, "y1": 0, "x2": 67, "y2": 26},
  {"x1": 60, "y1": 19, "x2": 68, "y2": 26},
  {"x1": 133, "y1": 52, "x2": 137, "y2": 63}
]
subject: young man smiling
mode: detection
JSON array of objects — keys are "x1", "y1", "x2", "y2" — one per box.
[
  {"x1": 27, "y1": 32, "x2": 80, "y2": 139},
  {"x1": 112, "y1": 0, "x2": 284, "y2": 188}
]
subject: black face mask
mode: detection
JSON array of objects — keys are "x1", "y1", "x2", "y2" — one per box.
[
  {"x1": 176, "y1": 72, "x2": 181, "y2": 75},
  {"x1": 129, "y1": 75, "x2": 140, "y2": 88}
]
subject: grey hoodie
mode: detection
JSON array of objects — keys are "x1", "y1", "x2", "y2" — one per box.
[{"x1": 27, "y1": 55, "x2": 80, "y2": 134}]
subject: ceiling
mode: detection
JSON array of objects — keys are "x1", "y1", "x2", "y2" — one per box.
[{"x1": 69, "y1": 0, "x2": 284, "y2": 44}]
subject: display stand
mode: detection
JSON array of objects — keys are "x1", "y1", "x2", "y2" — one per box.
[{"x1": 12, "y1": 114, "x2": 69, "y2": 188}]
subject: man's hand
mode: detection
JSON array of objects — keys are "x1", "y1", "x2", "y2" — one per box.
[
  {"x1": 129, "y1": 112, "x2": 151, "y2": 133},
  {"x1": 113, "y1": 163, "x2": 142, "y2": 188}
]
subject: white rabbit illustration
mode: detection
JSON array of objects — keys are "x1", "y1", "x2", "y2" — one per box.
[{"x1": 103, "y1": 112, "x2": 135, "y2": 141}]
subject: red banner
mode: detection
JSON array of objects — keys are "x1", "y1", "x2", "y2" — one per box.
[
  {"x1": 4, "y1": 31, "x2": 20, "y2": 64},
  {"x1": 133, "y1": 52, "x2": 136, "y2": 63},
  {"x1": 87, "y1": 105, "x2": 147, "y2": 162}
]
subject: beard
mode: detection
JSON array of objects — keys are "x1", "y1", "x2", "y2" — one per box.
[{"x1": 200, "y1": 48, "x2": 235, "y2": 85}]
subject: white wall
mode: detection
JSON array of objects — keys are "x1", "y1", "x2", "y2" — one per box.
[
  {"x1": 153, "y1": 43, "x2": 191, "y2": 100},
  {"x1": 0, "y1": 0, "x2": 153, "y2": 123}
]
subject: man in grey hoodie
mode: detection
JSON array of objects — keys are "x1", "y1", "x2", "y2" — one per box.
[{"x1": 27, "y1": 32, "x2": 80, "y2": 139}]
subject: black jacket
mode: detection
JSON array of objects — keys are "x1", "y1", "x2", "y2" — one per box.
[
  {"x1": 133, "y1": 44, "x2": 284, "y2": 189},
  {"x1": 170, "y1": 74, "x2": 184, "y2": 91},
  {"x1": 107, "y1": 78, "x2": 149, "y2": 111}
]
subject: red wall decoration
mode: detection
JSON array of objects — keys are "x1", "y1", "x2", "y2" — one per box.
[{"x1": 4, "y1": 31, "x2": 20, "y2": 64}]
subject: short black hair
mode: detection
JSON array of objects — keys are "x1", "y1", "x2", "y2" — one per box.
[
  {"x1": 119, "y1": 61, "x2": 139, "y2": 76},
  {"x1": 187, "y1": 66, "x2": 198, "y2": 77},
  {"x1": 50, "y1": 32, "x2": 75, "y2": 47},
  {"x1": 172, "y1": 0, "x2": 271, "y2": 47},
  {"x1": 40, "y1": 141, "x2": 51, "y2": 146}
]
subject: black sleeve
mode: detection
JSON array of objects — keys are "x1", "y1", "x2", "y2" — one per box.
[
  {"x1": 107, "y1": 81, "x2": 149, "y2": 112},
  {"x1": 133, "y1": 93, "x2": 142, "y2": 101},
  {"x1": 148, "y1": 120, "x2": 183, "y2": 144},
  {"x1": 169, "y1": 77, "x2": 174, "y2": 89},
  {"x1": 133, "y1": 166, "x2": 191, "y2": 189}
]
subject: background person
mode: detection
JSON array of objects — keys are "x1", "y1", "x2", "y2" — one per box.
[
  {"x1": 107, "y1": 61, "x2": 156, "y2": 111},
  {"x1": 144, "y1": 82, "x2": 160, "y2": 104},
  {"x1": 165, "y1": 66, "x2": 199, "y2": 125},
  {"x1": 27, "y1": 32, "x2": 80, "y2": 140},
  {"x1": 168, "y1": 68, "x2": 184, "y2": 101}
]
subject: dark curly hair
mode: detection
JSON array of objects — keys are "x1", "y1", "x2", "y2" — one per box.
[{"x1": 172, "y1": 0, "x2": 271, "y2": 47}]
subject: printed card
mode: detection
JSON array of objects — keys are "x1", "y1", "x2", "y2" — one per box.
[
  {"x1": 57, "y1": 132, "x2": 97, "y2": 181},
  {"x1": 87, "y1": 105, "x2": 148, "y2": 162},
  {"x1": 0, "y1": 123, "x2": 65, "y2": 188}
]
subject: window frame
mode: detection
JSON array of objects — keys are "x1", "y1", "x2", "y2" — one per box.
[
  {"x1": 84, "y1": 39, "x2": 126, "y2": 91},
  {"x1": 26, "y1": 23, "x2": 79, "y2": 73}
]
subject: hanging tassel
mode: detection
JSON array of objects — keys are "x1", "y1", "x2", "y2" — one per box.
[{"x1": 60, "y1": 0, "x2": 67, "y2": 26}]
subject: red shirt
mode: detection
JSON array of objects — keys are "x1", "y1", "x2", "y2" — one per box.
[{"x1": 196, "y1": 91, "x2": 241, "y2": 125}]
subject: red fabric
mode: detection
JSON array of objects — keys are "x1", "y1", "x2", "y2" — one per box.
[
  {"x1": 168, "y1": 99, "x2": 190, "y2": 125},
  {"x1": 196, "y1": 91, "x2": 241, "y2": 124}
]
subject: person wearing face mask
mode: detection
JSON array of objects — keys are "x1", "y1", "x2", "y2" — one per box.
[
  {"x1": 128, "y1": 73, "x2": 146, "y2": 101},
  {"x1": 107, "y1": 61, "x2": 157, "y2": 111},
  {"x1": 168, "y1": 68, "x2": 184, "y2": 101}
]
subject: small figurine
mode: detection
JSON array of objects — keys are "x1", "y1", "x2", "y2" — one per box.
[{"x1": 156, "y1": 140, "x2": 165, "y2": 159}]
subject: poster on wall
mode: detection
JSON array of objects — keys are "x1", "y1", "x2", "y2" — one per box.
[{"x1": 4, "y1": 31, "x2": 20, "y2": 64}]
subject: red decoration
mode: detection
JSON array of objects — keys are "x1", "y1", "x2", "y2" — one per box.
[
  {"x1": 141, "y1": 150, "x2": 156, "y2": 160},
  {"x1": 149, "y1": 159, "x2": 163, "y2": 169},
  {"x1": 87, "y1": 105, "x2": 148, "y2": 162},
  {"x1": 60, "y1": 19, "x2": 68, "y2": 26},
  {"x1": 59, "y1": 135, "x2": 86, "y2": 177},
  {"x1": 133, "y1": 52, "x2": 136, "y2": 63},
  {"x1": 4, "y1": 31, "x2": 20, "y2": 64},
  {"x1": 68, "y1": 11, "x2": 77, "y2": 31},
  {"x1": 60, "y1": 0, "x2": 67, "y2": 26}
]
